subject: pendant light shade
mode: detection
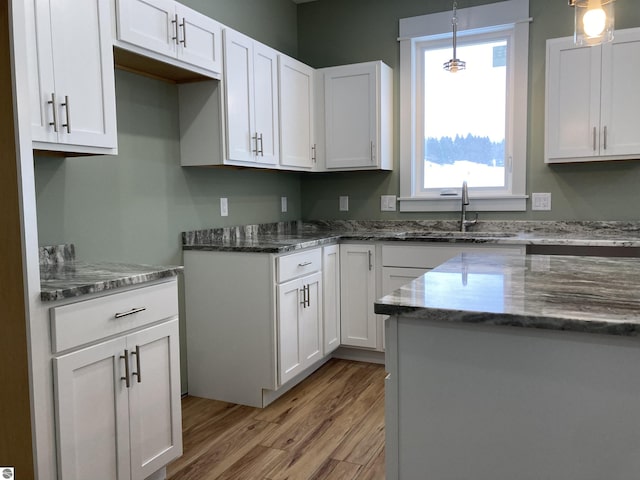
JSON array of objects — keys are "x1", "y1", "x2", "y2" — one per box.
[
  {"x1": 570, "y1": 0, "x2": 615, "y2": 46},
  {"x1": 443, "y1": 1, "x2": 466, "y2": 73}
]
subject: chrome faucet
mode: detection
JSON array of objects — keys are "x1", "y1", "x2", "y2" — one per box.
[{"x1": 460, "y1": 181, "x2": 478, "y2": 232}]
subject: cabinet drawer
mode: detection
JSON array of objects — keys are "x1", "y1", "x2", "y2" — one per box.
[
  {"x1": 382, "y1": 244, "x2": 523, "y2": 269},
  {"x1": 51, "y1": 280, "x2": 178, "y2": 353},
  {"x1": 277, "y1": 248, "x2": 322, "y2": 283}
]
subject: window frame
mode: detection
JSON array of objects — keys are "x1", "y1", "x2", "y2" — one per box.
[{"x1": 398, "y1": 0, "x2": 530, "y2": 212}]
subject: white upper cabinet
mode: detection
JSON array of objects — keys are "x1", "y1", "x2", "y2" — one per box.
[
  {"x1": 223, "y1": 29, "x2": 279, "y2": 166},
  {"x1": 319, "y1": 61, "x2": 393, "y2": 171},
  {"x1": 279, "y1": 55, "x2": 316, "y2": 170},
  {"x1": 115, "y1": 0, "x2": 222, "y2": 78},
  {"x1": 545, "y1": 28, "x2": 640, "y2": 163},
  {"x1": 27, "y1": 0, "x2": 117, "y2": 154},
  {"x1": 178, "y1": 28, "x2": 279, "y2": 167}
]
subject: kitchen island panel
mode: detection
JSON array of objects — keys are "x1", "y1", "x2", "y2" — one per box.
[{"x1": 388, "y1": 317, "x2": 640, "y2": 480}]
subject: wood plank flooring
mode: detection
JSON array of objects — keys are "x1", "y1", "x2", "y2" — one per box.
[{"x1": 167, "y1": 359, "x2": 386, "y2": 480}]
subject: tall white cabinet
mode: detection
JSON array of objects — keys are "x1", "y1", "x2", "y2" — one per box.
[
  {"x1": 319, "y1": 61, "x2": 393, "y2": 171},
  {"x1": 26, "y1": 0, "x2": 117, "y2": 154},
  {"x1": 545, "y1": 28, "x2": 640, "y2": 163},
  {"x1": 323, "y1": 245, "x2": 341, "y2": 354},
  {"x1": 51, "y1": 281, "x2": 182, "y2": 480},
  {"x1": 223, "y1": 29, "x2": 279, "y2": 166}
]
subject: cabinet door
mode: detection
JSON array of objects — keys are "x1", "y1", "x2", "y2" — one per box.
[
  {"x1": 300, "y1": 272, "x2": 323, "y2": 367},
  {"x1": 253, "y1": 43, "x2": 280, "y2": 166},
  {"x1": 323, "y1": 245, "x2": 341, "y2": 355},
  {"x1": 128, "y1": 319, "x2": 182, "y2": 480},
  {"x1": 340, "y1": 244, "x2": 377, "y2": 349},
  {"x1": 324, "y1": 64, "x2": 376, "y2": 169},
  {"x1": 279, "y1": 55, "x2": 315, "y2": 170},
  {"x1": 175, "y1": 3, "x2": 222, "y2": 74},
  {"x1": 54, "y1": 337, "x2": 131, "y2": 480},
  {"x1": 116, "y1": 0, "x2": 176, "y2": 58},
  {"x1": 545, "y1": 37, "x2": 601, "y2": 161},
  {"x1": 26, "y1": 0, "x2": 56, "y2": 143},
  {"x1": 277, "y1": 278, "x2": 304, "y2": 385},
  {"x1": 223, "y1": 29, "x2": 256, "y2": 163},
  {"x1": 600, "y1": 30, "x2": 640, "y2": 157},
  {"x1": 32, "y1": 0, "x2": 117, "y2": 150}
]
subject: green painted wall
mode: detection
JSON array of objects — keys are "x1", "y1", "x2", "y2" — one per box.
[
  {"x1": 297, "y1": 0, "x2": 640, "y2": 221},
  {"x1": 35, "y1": 0, "x2": 300, "y2": 264},
  {"x1": 34, "y1": 0, "x2": 299, "y2": 393}
]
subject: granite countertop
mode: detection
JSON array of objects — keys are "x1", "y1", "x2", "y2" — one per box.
[
  {"x1": 182, "y1": 220, "x2": 640, "y2": 253},
  {"x1": 40, "y1": 245, "x2": 183, "y2": 302},
  {"x1": 375, "y1": 252, "x2": 640, "y2": 337}
]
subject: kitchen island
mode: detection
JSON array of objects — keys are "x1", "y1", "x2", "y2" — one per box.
[{"x1": 376, "y1": 252, "x2": 640, "y2": 480}]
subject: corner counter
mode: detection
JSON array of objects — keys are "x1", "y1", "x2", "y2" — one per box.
[{"x1": 377, "y1": 252, "x2": 640, "y2": 480}]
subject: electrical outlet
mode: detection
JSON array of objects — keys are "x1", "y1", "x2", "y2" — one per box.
[
  {"x1": 531, "y1": 193, "x2": 551, "y2": 211},
  {"x1": 220, "y1": 197, "x2": 229, "y2": 216},
  {"x1": 381, "y1": 195, "x2": 397, "y2": 212},
  {"x1": 339, "y1": 196, "x2": 349, "y2": 212},
  {"x1": 281, "y1": 196, "x2": 288, "y2": 213}
]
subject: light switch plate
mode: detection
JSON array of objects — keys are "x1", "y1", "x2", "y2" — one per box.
[
  {"x1": 339, "y1": 196, "x2": 349, "y2": 212},
  {"x1": 220, "y1": 197, "x2": 229, "y2": 216},
  {"x1": 281, "y1": 196, "x2": 288, "y2": 213},
  {"x1": 531, "y1": 193, "x2": 551, "y2": 211},
  {"x1": 381, "y1": 195, "x2": 397, "y2": 212}
]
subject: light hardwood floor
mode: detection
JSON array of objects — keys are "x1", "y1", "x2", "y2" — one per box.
[{"x1": 167, "y1": 359, "x2": 386, "y2": 480}]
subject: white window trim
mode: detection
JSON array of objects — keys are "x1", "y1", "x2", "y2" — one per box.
[{"x1": 398, "y1": 0, "x2": 530, "y2": 212}]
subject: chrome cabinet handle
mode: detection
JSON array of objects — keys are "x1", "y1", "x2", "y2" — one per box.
[
  {"x1": 298, "y1": 261, "x2": 312, "y2": 267},
  {"x1": 61, "y1": 96, "x2": 71, "y2": 133},
  {"x1": 171, "y1": 14, "x2": 179, "y2": 44},
  {"x1": 311, "y1": 144, "x2": 317, "y2": 163},
  {"x1": 131, "y1": 345, "x2": 142, "y2": 383},
  {"x1": 180, "y1": 18, "x2": 187, "y2": 47},
  {"x1": 306, "y1": 285, "x2": 311, "y2": 308},
  {"x1": 299, "y1": 285, "x2": 307, "y2": 308},
  {"x1": 593, "y1": 127, "x2": 597, "y2": 151},
  {"x1": 258, "y1": 133, "x2": 264, "y2": 156},
  {"x1": 604, "y1": 126, "x2": 608, "y2": 150},
  {"x1": 120, "y1": 349, "x2": 131, "y2": 388},
  {"x1": 252, "y1": 133, "x2": 259, "y2": 154},
  {"x1": 114, "y1": 307, "x2": 146, "y2": 319},
  {"x1": 371, "y1": 140, "x2": 375, "y2": 163},
  {"x1": 48, "y1": 93, "x2": 58, "y2": 132},
  {"x1": 368, "y1": 250, "x2": 373, "y2": 271}
]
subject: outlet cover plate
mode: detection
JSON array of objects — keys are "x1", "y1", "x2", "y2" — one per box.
[
  {"x1": 281, "y1": 196, "x2": 288, "y2": 213},
  {"x1": 532, "y1": 193, "x2": 551, "y2": 211},
  {"x1": 381, "y1": 195, "x2": 397, "y2": 212},
  {"x1": 339, "y1": 196, "x2": 349, "y2": 212},
  {"x1": 220, "y1": 197, "x2": 229, "y2": 216}
]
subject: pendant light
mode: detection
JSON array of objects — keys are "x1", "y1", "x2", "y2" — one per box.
[
  {"x1": 443, "y1": 1, "x2": 466, "y2": 73},
  {"x1": 569, "y1": 0, "x2": 615, "y2": 46}
]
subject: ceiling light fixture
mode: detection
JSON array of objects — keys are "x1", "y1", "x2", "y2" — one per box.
[
  {"x1": 569, "y1": 0, "x2": 615, "y2": 46},
  {"x1": 443, "y1": 1, "x2": 466, "y2": 73}
]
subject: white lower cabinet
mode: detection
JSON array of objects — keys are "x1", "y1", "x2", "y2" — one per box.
[
  {"x1": 277, "y1": 271, "x2": 323, "y2": 384},
  {"x1": 340, "y1": 244, "x2": 379, "y2": 349},
  {"x1": 52, "y1": 282, "x2": 182, "y2": 480},
  {"x1": 322, "y1": 245, "x2": 341, "y2": 354},
  {"x1": 184, "y1": 246, "x2": 333, "y2": 407}
]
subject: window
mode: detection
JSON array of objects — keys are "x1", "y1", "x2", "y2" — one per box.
[{"x1": 399, "y1": 0, "x2": 530, "y2": 212}]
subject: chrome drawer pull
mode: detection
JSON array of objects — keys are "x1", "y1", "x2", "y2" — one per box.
[
  {"x1": 114, "y1": 307, "x2": 146, "y2": 319},
  {"x1": 298, "y1": 261, "x2": 312, "y2": 267}
]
